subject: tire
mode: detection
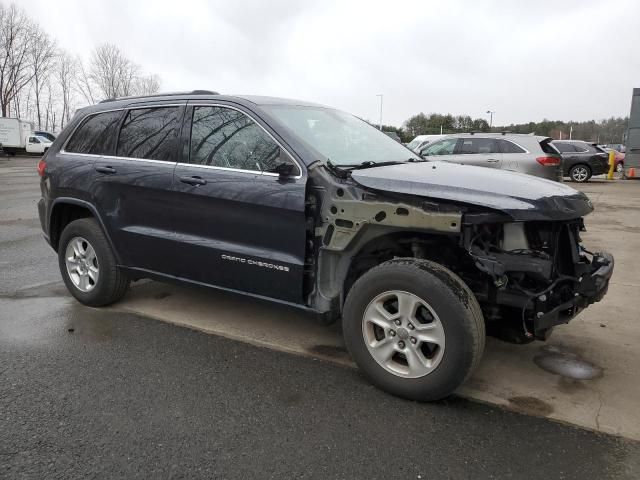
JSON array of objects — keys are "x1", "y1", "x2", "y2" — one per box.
[
  {"x1": 616, "y1": 162, "x2": 624, "y2": 174},
  {"x1": 58, "y1": 218, "x2": 129, "y2": 307},
  {"x1": 569, "y1": 164, "x2": 591, "y2": 183},
  {"x1": 342, "y1": 258, "x2": 485, "y2": 401}
]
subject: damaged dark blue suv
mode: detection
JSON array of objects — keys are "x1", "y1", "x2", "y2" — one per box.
[{"x1": 38, "y1": 91, "x2": 614, "y2": 400}]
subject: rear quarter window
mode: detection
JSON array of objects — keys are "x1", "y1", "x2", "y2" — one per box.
[
  {"x1": 499, "y1": 140, "x2": 526, "y2": 153},
  {"x1": 64, "y1": 110, "x2": 123, "y2": 155},
  {"x1": 540, "y1": 139, "x2": 560, "y2": 154}
]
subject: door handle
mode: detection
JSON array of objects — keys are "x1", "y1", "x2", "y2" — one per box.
[
  {"x1": 179, "y1": 175, "x2": 207, "y2": 186},
  {"x1": 95, "y1": 166, "x2": 116, "y2": 174},
  {"x1": 486, "y1": 158, "x2": 500, "y2": 163}
]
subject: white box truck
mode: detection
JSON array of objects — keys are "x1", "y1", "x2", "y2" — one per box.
[{"x1": 0, "y1": 117, "x2": 40, "y2": 155}]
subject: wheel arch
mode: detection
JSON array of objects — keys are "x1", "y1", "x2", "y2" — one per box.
[
  {"x1": 311, "y1": 227, "x2": 463, "y2": 315},
  {"x1": 49, "y1": 198, "x2": 121, "y2": 263}
]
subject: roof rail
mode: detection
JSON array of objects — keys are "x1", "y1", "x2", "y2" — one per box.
[{"x1": 99, "y1": 89, "x2": 220, "y2": 103}]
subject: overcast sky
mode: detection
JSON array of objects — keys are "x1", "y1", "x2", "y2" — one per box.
[{"x1": 19, "y1": 0, "x2": 640, "y2": 126}]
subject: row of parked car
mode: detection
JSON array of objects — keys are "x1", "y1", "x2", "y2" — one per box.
[{"x1": 407, "y1": 133, "x2": 622, "y2": 182}]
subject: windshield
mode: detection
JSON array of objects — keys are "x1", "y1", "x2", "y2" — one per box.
[
  {"x1": 406, "y1": 139, "x2": 421, "y2": 150},
  {"x1": 265, "y1": 105, "x2": 419, "y2": 166}
]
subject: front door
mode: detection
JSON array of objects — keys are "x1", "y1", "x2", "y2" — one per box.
[{"x1": 171, "y1": 104, "x2": 307, "y2": 303}]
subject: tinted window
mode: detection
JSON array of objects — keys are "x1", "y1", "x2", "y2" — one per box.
[
  {"x1": 459, "y1": 138, "x2": 499, "y2": 154},
  {"x1": 190, "y1": 106, "x2": 297, "y2": 173},
  {"x1": 554, "y1": 142, "x2": 576, "y2": 153},
  {"x1": 540, "y1": 139, "x2": 559, "y2": 155},
  {"x1": 65, "y1": 110, "x2": 122, "y2": 155},
  {"x1": 422, "y1": 138, "x2": 457, "y2": 156},
  {"x1": 499, "y1": 139, "x2": 526, "y2": 153},
  {"x1": 117, "y1": 107, "x2": 180, "y2": 161}
]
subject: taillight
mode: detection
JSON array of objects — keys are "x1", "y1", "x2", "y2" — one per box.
[
  {"x1": 536, "y1": 156, "x2": 561, "y2": 167},
  {"x1": 37, "y1": 159, "x2": 47, "y2": 177}
]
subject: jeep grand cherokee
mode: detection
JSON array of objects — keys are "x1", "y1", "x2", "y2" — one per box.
[{"x1": 37, "y1": 91, "x2": 614, "y2": 400}]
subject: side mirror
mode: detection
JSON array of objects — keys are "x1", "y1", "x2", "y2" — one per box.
[
  {"x1": 419, "y1": 147, "x2": 430, "y2": 157},
  {"x1": 273, "y1": 162, "x2": 296, "y2": 177}
]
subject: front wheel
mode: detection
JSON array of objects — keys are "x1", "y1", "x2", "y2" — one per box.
[
  {"x1": 569, "y1": 164, "x2": 591, "y2": 182},
  {"x1": 58, "y1": 218, "x2": 130, "y2": 307},
  {"x1": 342, "y1": 259, "x2": 485, "y2": 401}
]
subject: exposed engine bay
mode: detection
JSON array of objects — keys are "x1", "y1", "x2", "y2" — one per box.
[{"x1": 462, "y1": 220, "x2": 613, "y2": 342}]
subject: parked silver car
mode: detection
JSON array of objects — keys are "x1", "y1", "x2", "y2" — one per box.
[{"x1": 418, "y1": 133, "x2": 563, "y2": 181}]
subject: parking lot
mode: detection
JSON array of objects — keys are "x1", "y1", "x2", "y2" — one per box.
[{"x1": 2, "y1": 156, "x2": 640, "y2": 478}]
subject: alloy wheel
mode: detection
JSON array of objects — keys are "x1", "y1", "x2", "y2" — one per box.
[
  {"x1": 571, "y1": 166, "x2": 589, "y2": 182},
  {"x1": 65, "y1": 236, "x2": 99, "y2": 292},
  {"x1": 362, "y1": 290, "x2": 446, "y2": 378}
]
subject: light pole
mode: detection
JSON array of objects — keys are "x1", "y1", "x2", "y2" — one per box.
[
  {"x1": 376, "y1": 94, "x2": 383, "y2": 130},
  {"x1": 486, "y1": 110, "x2": 495, "y2": 129}
]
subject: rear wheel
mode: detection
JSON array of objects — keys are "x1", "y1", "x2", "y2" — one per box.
[
  {"x1": 342, "y1": 259, "x2": 485, "y2": 401},
  {"x1": 58, "y1": 218, "x2": 129, "y2": 306},
  {"x1": 569, "y1": 164, "x2": 591, "y2": 182}
]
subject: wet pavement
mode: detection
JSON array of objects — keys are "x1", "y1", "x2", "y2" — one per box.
[{"x1": 1, "y1": 156, "x2": 640, "y2": 478}]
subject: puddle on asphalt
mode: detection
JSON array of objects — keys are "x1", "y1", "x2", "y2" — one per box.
[{"x1": 533, "y1": 345, "x2": 603, "y2": 380}]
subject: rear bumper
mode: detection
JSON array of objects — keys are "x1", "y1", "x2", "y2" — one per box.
[{"x1": 534, "y1": 252, "x2": 614, "y2": 333}]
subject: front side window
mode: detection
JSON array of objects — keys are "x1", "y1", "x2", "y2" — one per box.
[
  {"x1": 422, "y1": 138, "x2": 458, "y2": 156},
  {"x1": 459, "y1": 138, "x2": 499, "y2": 155},
  {"x1": 65, "y1": 110, "x2": 122, "y2": 155},
  {"x1": 29, "y1": 137, "x2": 39, "y2": 143},
  {"x1": 190, "y1": 106, "x2": 297, "y2": 174},
  {"x1": 117, "y1": 107, "x2": 180, "y2": 161}
]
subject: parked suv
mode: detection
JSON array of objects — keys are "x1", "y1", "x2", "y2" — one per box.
[
  {"x1": 418, "y1": 133, "x2": 562, "y2": 181},
  {"x1": 38, "y1": 91, "x2": 613, "y2": 401},
  {"x1": 552, "y1": 140, "x2": 609, "y2": 182}
]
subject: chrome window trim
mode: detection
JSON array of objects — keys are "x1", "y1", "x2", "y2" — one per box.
[
  {"x1": 186, "y1": 102, "x2": 304, "y2": 179},
  {"x1": 60, "y1": 103, "x2": 185, "y2": 157},
  {"x1": 60, "y1": 102, "x2": 303, "y2": 179}
]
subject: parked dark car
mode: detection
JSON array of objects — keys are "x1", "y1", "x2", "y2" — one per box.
[
  {"x1": 552, "y1": 140, "x2": 609, "y2": 182},
  {"x1": 37, "y1": 91, "x2": 613, "y2": 401}
]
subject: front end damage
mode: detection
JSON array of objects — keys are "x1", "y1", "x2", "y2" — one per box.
[{"x1": 463, "y1": 218, "x2": 614, "y2": 341}]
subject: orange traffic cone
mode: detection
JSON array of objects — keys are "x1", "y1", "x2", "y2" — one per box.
[{"x1": 629, "y1": 167, "x2": 636, "y2": 178}]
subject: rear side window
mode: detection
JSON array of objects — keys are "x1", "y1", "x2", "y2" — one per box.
[
  {"x1": 117, "y1": 107, "x2": 180, "y2": 161},
  {"x1": 499, "y1": 140, "x2": 526, "y2": 153},
  {"x1": 459, "y1": 138, "x2": 500, "y2": 154},
  {"x1": 64, "y1": 110, "x2": 123, "y2": 155}
]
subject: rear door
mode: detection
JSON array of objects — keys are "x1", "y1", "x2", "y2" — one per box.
[
  {"x1": 170, "y1": 103, "x2": 307, "y2": 303},
  {"x1": 90, "y1": 104, "x2": 185, "y2": 275},
  {"x1": 455, "y1": 137, "x2": 503, "y2": 168}
]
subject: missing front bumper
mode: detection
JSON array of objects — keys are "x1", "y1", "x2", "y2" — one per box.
[{"x1": 534, "y1": 252, "x2": 614, "y2": 334}]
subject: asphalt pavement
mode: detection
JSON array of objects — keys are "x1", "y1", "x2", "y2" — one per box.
[{"x1": 1, "y1": 156, "x2": 639, "y2": 479}]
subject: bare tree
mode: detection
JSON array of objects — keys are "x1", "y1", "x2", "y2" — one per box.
[
  {"x1": 89, "y1": 43, "x2": 139, "y2": 99},
  {"x1": 0, "y1": 3, "x2": 35, "y2": 117},
  {"x1": 134, "y1": 74, "x2": 160, "y2": 96},
  {"x1": 75, "y1": 54, "x2": 95, "y2": 105},
  {"x1": 57, "y1": 52, "x2": 76, "y2": 128},
  {"x1": 29, "y1": 25, "x2": 56, "y2": 128}
]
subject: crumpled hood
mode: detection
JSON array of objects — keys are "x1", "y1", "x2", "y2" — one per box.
[{"x1": 351, "y1": 161, "x2": 593, "y2": 221}]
